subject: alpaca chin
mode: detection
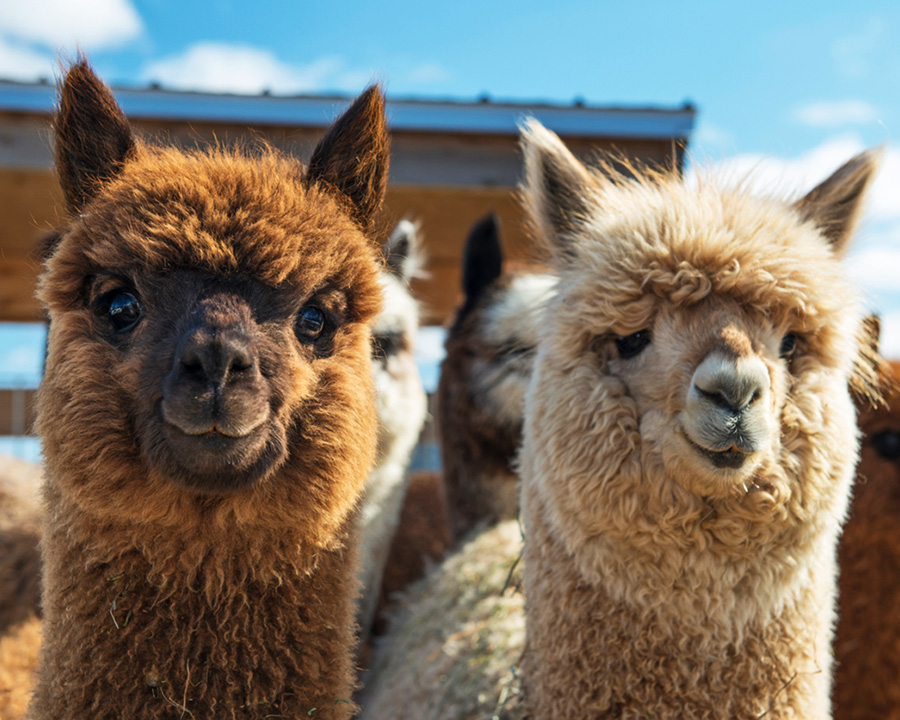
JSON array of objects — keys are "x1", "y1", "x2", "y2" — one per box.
[
  {"x1": 660, "y1": 430, "x2": 768, "y2": 499},
  {"x1": 146, "y1": 414, "x2": 289, "y2": 494}
]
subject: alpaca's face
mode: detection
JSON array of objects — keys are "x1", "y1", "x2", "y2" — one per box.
[
  {"x1": 468, "y1": 274, "x2": 557, "y2": 430},
  {"x1": 37, "y1": 63, "x2": 388, "y2": 531},
  {"x1": 520, "y1": 120, "x2": 878, "y2": 558},
  {"x1": 42, "y1": 158, "x2": 381, "y2": 500},
  {"x1": 594, "y1": 295, "x2": 791, "y2": 498}
]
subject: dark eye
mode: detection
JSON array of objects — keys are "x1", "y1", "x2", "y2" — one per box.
[
  {"x1": 779, "y1": 333, "x2": 797, "y2": 359},
  {"x1": 296, "y1": 306, "x2": 326, "y2": 340},
  {"x1": 614, "y1": 330, "x2": 651, "y2": 359},
  {"x1": 871, "y1": 430, "x2": 900, "y2": 460},
  {"x1": 372, "y1": 332, "x2": 401, "y2": 359},
  {"x1": 106, "y1": 291, "x2": 143, "y2": 332}
]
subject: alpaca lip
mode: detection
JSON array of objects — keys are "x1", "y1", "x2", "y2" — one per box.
[
  {"x1": 155, "y1": 419, "x2": 283, "y2": 493},
  {"x1": 684, "y1": 434, "x2": 751, "y2": 470}
]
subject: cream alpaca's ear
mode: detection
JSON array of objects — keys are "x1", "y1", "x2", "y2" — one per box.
[
  {"x1": 308, "y1": 85, "x2": 390, "y2": 238},
  {"x1": 54, "y1": 57, "x2": 137, "y2": 214},
  {"x1": 793, "y1": 148, "x2": 882, "y2": 256},
  {"x1": 520, "y1": 118, "x2": 601, "y2": 264}
]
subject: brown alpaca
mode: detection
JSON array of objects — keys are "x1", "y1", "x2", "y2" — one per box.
[
  {"x1": 30, "y1": 60, "x2": 388, "y2": 720},
  {"x1": 518, "y1": 120, "x2": 879, "y2": 718},
  {"x1": 834, "y1": 357, "x2": 900, "y2": 720},
  {"x1": 437, "y1": 214, "x2": 554, "y2": 538}
]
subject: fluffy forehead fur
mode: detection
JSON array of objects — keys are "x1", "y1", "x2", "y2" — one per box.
[
  {"x1": 42, "y1": 147, "x2": 381, "y2": 321},
  {"x1": 531, "y1": 170, "x2": 863, "y2": 371}
]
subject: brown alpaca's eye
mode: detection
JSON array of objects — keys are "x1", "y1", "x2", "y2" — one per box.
[
  {"x1": 779, "y1": 333, "x2": 797, "y2": 359},
  {"x1": 615, "y1": 330, "x2": 651, "y2": 359},
  {"x1": 106, "y1": 292, "x2": 143, "y2": 332},
  {"x1": 871, "y1": 430, "x2": 900, "y2": 460},
  {"x1": 296, "y1": 306, "x2": 326, "y2": 340}
]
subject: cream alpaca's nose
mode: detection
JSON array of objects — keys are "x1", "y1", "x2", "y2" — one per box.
[
  {"x1": 684, "y1": 352, "x2": 772, "y2": 459},
  {"x1": 692, "y1": 353, "x2": 768, "y2": 416}
]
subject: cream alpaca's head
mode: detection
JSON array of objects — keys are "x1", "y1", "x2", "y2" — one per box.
[{"x1": 520, "y1": 119, "x2": 880, "y2": 562}]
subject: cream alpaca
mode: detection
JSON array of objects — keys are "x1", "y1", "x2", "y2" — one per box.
[{"x1": 519, "y1": 120, "x2": 879, "y2": 718}]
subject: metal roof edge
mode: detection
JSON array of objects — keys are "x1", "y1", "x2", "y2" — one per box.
[{"x1": 0, "y1": 78, "x2": 696, "y2": 140}]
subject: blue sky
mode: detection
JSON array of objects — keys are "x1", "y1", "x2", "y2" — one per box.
[{"x1": 1, "y1": 0, "x2": 899, "y2": 410}]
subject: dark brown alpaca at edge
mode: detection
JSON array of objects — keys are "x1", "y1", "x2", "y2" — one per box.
[
  {"x1": 31, "y1": 60, "x2": 388, "y2": 720},
  {"x1": 834, "y1": 357, "x2": 900, "y2": 720}
]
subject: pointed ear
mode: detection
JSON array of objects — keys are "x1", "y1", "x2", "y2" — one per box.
[
  {"x1": 462, "y1": 213, "x2": 502, "y2": 304},
  {"x1": 307, "y1": 85, "x2": 390, "y2": 235},
  {"x1": 520, "y1": 118, "x2": 601, "y2": 264},
  {"x1": 54, "y1": 58, "x2": 137, "y2": 214},
  {"x1": 793, "y1": 148, "x2": 881, "y2": 256},
  {"x1": 852, "y1": 313, "x2": 890, "y2": 409},
  {"x1": 383, "y1": 218, "x2": 424, "y2": 280}
]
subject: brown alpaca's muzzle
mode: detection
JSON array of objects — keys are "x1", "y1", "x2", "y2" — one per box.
[{"x1": 153, "y1": 293, "x2": 287, "y2": 494}]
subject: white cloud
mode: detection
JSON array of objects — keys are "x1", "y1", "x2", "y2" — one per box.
[
  {"x1": 831, "y1": 17, "x2": 889, "y2": 80},
  {"x1": 793, "y1": 100, "x2": 879, "y2": 128},
  {"x1": 0, "y1": 0, "x2": 142, "y2": 50},
  {"x1": 404, "y1": 63, "x2": 452, "y2": 86},
  {"x1": 142, "y1": 43, "x2": 374, "y2": 95},
  {"x1": 0, "y1": 35, "x2": 56, "y2": 80},
  {"x1": 878, "y1": 309, "x2": 900, "y2": 359},
  {"x1": 687, "y1": 120, "x2": 736, "y2": 159}
]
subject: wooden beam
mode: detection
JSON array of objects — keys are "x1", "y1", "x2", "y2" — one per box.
[{"x1": 0, "y1": 388, "x2": 37, "y2": 436}]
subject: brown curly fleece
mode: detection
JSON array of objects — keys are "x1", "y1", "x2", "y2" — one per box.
[
  {"x1": 834, "y1": 359, "x2": 900, "y2": 720},
  {"x1": 30, "y1": 59, "x2": 388, "y2": 720},
  {"x1": 518, "y1": 119, "x2": 880, "y2": 719}
]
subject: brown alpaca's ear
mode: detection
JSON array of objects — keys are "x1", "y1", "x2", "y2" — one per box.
[
  {"x1": 520, "y1": 118, "x2": 602, "y2": 265},
  {"x1": 54, "y1": 58, "x2": 137, "y2": 215},
  {"x1": 793, "y1": 148, "x2": 881, "y2": 256},
  {"x1": 851, "y1": 314, "x2": 891, "y2": 409},
  {"x1": 307, "y1": 86, "x2": 390, "y2": 237}
]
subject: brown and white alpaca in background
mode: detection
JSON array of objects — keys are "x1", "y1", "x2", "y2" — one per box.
[
  {"x1": 356, "y1": 218, "x2": 428, "y2": 639},
  {"x1": 29, "y1": 60, "x2": 388, "y2": 720},
  {"x1": 518, "y1": 119, "x2": 880, "y2": 718},
  {"x1": 437, "y1": 213, "x2": 554, "y2": 539},
  {"x1": 834, "y1": 354, "x2": 900, "y2": 720}
]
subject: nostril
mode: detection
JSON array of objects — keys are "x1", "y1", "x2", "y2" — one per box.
[{"x1": 697, "y1": 386, "x2": 739, "y2": 414}]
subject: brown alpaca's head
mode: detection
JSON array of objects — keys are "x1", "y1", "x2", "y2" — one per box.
[
  {"x1": 438, "y1": 214, "x2": 555, "y2": 533},
  {"x1": 519, "y1": 119, "x2": 880, "y2": 564},
  {"x1": 37, "y1": 61, "x2": 388, "y2": 536}
]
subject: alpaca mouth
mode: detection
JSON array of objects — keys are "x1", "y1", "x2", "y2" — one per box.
[
  {"x1": 684, "y1": 434, "x2": 753, "y2": 470},
  {"x1": 152, "y1": 418, "x2": 287, "y2": 494}
]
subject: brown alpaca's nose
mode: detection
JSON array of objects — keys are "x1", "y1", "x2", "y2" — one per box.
[
  {"x1": 178, "y1": 325, "x2": 257, "y2": 388},
  {"x1": 161, "y1": 307, "x2": 269, "y2": 439}
]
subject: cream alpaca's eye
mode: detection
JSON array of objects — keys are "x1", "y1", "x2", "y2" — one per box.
[
  {"x1": 779, "y1": 333, "x2": 797, "y2": 359},
  {"x1": 296, "y1": 306, "x2": 326, "y2": 340},
  {"x1": 615, "y1": 330, "x2": 651, "y2": 359},
  {"x1": 106, "y1": 291, "x2": 143, "y2": 332}
]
